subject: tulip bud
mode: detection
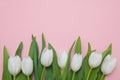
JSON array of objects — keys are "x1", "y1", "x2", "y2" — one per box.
[
  {"x1": 58, "y1": 51, "x2": 68, "y2": 69},
  {"x1": 21, "y1": 56, "x2": 33, "y2": 76},
  {"x1": 70, "y1": 54, "x2": 82, "y2": 72},
  {"x1": 8, "y1": 56, "x2": 21, "y2": 76},
  {"x1": 89, "y1": 52, "x2": 102, "y2": 68},
  {"x1": 41, "y1": 48, "x2": 53, "y2": 67},
  {"x1": 101, "y1": 55, "x2": 116, "y2": 75}
]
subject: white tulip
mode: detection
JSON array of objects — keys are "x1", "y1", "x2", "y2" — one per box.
[
  {"x1": 70, "y1": 54, "x2": 82, "y2": 72},
  {"x1": 41, "y1": 48, "x2": 53, "y2": 67},
  {"x1": 58, "y1": 51, "x2": 68, "y2": 69},
  {"x1": 101, "y1": 55, "x2": 116, "y2": 75},
  {"x1": 89, "y1": 52, "x2": 102, "y2": 68},
  {"x1": 8, "y1": 56, "x2": 21, "y2": 76},
  {"x1": 21, "y1": 56, "x2": 33, "y2": 76}
]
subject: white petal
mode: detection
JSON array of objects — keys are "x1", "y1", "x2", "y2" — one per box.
[
  {"x1": 58, "y1": 51, "x2": 68, "y2": 68},
  {"x1": 41, "y1": 48, "x2": 53, "y2": 67},
  {"x1": 101, "y1": 55, "x2": 117, "y2": 75},
  {"x1": 8, "y1": 56, "x2": 21, "y2": 76},
  {"x1": 89, "y1": 52, "x2": 102, "y2": 68},
  {"x1": 71, "y1": 54, "x2": 82, "y2": 72},
  {"x1": 21, "y1": 56, "x2": 33, "y2": 76}
]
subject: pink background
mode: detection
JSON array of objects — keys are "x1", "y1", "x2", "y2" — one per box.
[{"x1": 0, "y1": 0, "x2": 120, "y2": 80}]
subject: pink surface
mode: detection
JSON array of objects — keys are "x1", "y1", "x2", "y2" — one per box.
[{"x1": 0, "y1": 0, "x2": 120, "y2": 80}]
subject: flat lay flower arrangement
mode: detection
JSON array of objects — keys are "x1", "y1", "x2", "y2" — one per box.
[{"x1": 2, "y1": 34, "x2": 116, "y2": 80}]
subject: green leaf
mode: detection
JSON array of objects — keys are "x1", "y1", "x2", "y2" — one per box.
[
  {"x1": 45, "y1": 66, "x2": 54, "y2": 80},
  {"x1": 61, "y1": 41, "x2": 75, "y2": 80},
  {"x1": 48, "y1": 43, "x2": 61, "y2": 80},
  {"x1": 38, "y1": 33, "x2": 46, "y2": 80},
  {"x1": 82, "y1": 43, "x2": 92, "y2": 80},
  {"x1": 16, "y1": 73, "x2": 27, "y2": 80},
  {"x1": 97, "y1": 44, "x2": 112, "y2": 80},
  {"x1": 102, "y1": 44, "x2": 112, "y2": 58},
  {"x1": 67, "y1": 70, "x2": 73, "y2": 80},
  {"x1": 15, "y1": 42, "x2": 23, "y2": 57},
  {"x1": 41, "y1": 33, "x2": 46, "y2": 51},
  {"x1": 2, "y1": 46, "x2": 12, "y2": 80},
  {"x1": 29, "y1": 38, "x2": 36, "y2": 79},
  {"x1": 89, "y1": 44, "x2": 112, "y2": 80},
  {"x1": 29, "y1": 38, "x2": 34, "y2": 59},
  {"x1": 75, "y1": 37, "x2": 81, "y2": 54},
  {"x1": 97, "y1": 72, "x2": 105, "y2": 80},
  {"x1": 16, "y1": 73, "x2": 32, "y2": 80},
  {"x1": 32, "y1": 35, "x2": 39, "y2": 80},
  {"x1": 29, "y1": 35, "x2": 39, "y2": 80}
]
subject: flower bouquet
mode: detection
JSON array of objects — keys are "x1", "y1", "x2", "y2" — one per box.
[{"x1": 2, "y1": 33, "x2": 116, "y2": 80}]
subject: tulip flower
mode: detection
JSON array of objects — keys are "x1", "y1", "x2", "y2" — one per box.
[
  {"x1": 70, "y1": 53, "x2": 82, "y2": 80},
  {"x1": 21, "y1": 56, "x2": 33, "y2": 80},
  {"x1": 101, "y1": 55, "x2": 116, "y2": 75},
  {"x1": 8, "y1": 56, "x2": 21, "y2": 80},
  {"x1": 58, "y1": 51, "x2": 68, "y2": 69},
  {"x1": 89, "y1": 52, "x2": 102, "y2": 68},
  {"x1": 41, "y1": 48, "x2": 53, "y2": 67},
  {"x1": 86, "y1": 52, "x2": 102, "y2": 80},
  {"x1": 40, "y1": 48, "x2": 53, "y2": 80},
  {"x1": 70, "y1": 54, "x2": 82, "y2": 72}
]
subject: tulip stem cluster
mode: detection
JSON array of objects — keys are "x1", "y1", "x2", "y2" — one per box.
[
  {"x1": 100, "y1": 74, "x2": 105, "y2": 80},
  {"x1": 13, "y1": 76, "x2": 16, "y2": 80},
  {"x1": 27, "y1": 76, "x2": 30, "y2": 80},
  {"x1": 41, "y1": 67, "x2": 45, "y2": 80},
  {"x1": 86, "y1": 68, "x2": 92, "y2": 80},
  {"x1": 72, "y1": 72, "x2": 75, "y2": 80}
]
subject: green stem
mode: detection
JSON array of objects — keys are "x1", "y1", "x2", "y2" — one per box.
[
  {"x1": 60, "y1": 69, "x2": 62, "y2": 75},
  {"x1": 72, "y1": 72, "x2": 75, "y2": 80},
  {"x1": 41, "y1": 67, "x2": 45, "y2": 80},
  {"x1": 100, "y1": 74, "x2": 105, "y2": 80},
  {"x1": 27, "y1": 76, "x2": 30, "y2": 80},
  {"x1": 86, "y1": 68, "x2": 92, "y2": 80},
  {"x1": 13, "y1": 76, "x2": 16, "y2": 80}
]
